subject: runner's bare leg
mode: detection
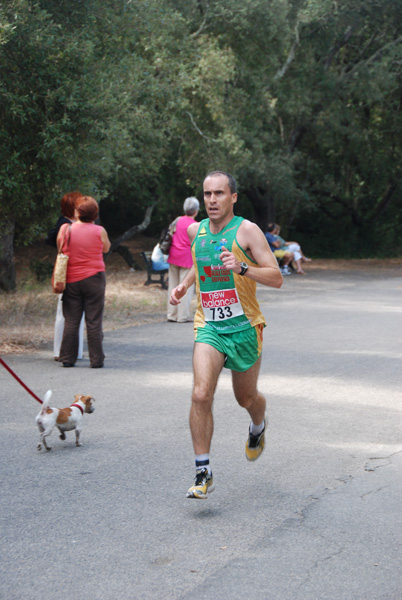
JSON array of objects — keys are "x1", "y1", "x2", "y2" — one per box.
[
  {"x1": 232, "y1": 356, "x2": 266, "y2": 425},
  {"x1": 190, "y1": 342, "x2": 225, "y2": 454}
]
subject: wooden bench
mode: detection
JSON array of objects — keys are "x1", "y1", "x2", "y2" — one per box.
[{"x1": 140, "y1": 251, "x2": 168, "y2": 289}]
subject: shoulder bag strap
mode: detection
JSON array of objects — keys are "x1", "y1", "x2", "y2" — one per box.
[
  {"x1": 57, "y1": 224, "x2": 71, "y2": 254},
  {"x1": 169, "y1": 216, "x2": 180, "y2": 234}
]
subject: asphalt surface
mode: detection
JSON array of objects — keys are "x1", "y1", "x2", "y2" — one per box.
[{"x1": 1, "y1": 265, "x2": 401, "y2": 600}]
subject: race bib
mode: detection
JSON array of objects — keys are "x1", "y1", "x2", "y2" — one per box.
[{"x1": 201, "y1": 288, "x2": 244, "y2": 321}]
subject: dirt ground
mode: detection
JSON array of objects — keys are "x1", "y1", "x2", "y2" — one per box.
[
  {"x1": 16, "y1": 234, "x2": 156, "y2": 277},
  {"x1": 1, "y1": 236, "x2": 400, "y2": 356},
  {"x1": 1, "y1": 236, "x2": 163, "y2": 355},
  {"x1": 296, "y1": 256, "x2": 402, "y2": 273},
  {"x1": 17, "y1": 234, "x2": 402, "y2": 277}
]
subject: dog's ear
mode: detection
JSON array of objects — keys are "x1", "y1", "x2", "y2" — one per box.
[
  {"x1": 83, "y1": 395, "x2": 94, "y2": 404},
  {"x1": 74, "y1": 394, "x2": 82, "y2": 402}
]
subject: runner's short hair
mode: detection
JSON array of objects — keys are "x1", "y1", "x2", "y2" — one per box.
[{"x1": 204, "y1": 171, "x2": 237, "y2": 194}]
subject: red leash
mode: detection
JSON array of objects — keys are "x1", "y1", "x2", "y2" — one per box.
[{"x1": 0, "y1": 356, "x2": 43, "y2": 404}]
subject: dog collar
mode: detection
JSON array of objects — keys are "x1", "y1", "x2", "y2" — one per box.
[{"x1": 71, "y1": 403, "x2": 84, "y2": 415}]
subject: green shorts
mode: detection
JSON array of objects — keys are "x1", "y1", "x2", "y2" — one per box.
[{"x1": 195, "y1": 323, "x2": 264, "y2": 372}]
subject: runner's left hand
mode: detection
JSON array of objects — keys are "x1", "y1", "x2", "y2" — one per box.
[{"x1": 220, "y1": 249, "x2": 241, "y2": 274}]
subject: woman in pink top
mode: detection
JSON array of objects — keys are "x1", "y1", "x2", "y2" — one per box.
[
  {"x1": 167, "y1": 196, "x2": 199, "y2": 322},
  {"x1": 57, "y1": 196, "x2": 111, "y2": 368}
]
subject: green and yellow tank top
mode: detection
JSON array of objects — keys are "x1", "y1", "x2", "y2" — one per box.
[{"x1": 192, "y1": 216, "x2": 266, "y2": 334}]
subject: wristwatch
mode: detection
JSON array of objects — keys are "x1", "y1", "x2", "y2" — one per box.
[{"x1": 239, "y1": 262, "x2": 248, "y2": 276}]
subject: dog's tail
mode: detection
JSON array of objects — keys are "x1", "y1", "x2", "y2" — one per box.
[{"x1": 39, "y1": 390, "x2": 52, "y2": 414}]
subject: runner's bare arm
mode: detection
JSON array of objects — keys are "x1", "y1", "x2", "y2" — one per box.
[
  {"x1": 221, "y1": 221, "x2": 283, "y2": 288},
  {"x1": 169, "y1": 222, "x2": 198, "y2": 305},
  {"x1": 170, "y1": 266, "x2": 196, "y2": 305},
  {"x1": 187, "y1": 221, "x2": 198, "y2": 243}
]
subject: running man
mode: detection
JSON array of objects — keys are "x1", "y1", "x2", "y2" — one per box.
[{"x1": 170, "y1": 171, "x2": 283, "y2": 498}]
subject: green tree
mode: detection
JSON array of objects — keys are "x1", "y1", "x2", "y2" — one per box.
[
  {"x1": 0, "y1": 0, "x2": 113, "y2": 289},
  {"x1": 169, "y1": 0, "x2": 402, "y2": 255},
  {"x1": 0, "y1": 0, "x2": 195, "y2": 288},
  {"x1": 1, "y1": 0, "x2": 401, "y2": 293},
  {"x1": 250, "y1": 0, "x2": 402, "y2": 252},
  {"x1": 287, "y1": 0, "x2": 402, "y2": 254}
]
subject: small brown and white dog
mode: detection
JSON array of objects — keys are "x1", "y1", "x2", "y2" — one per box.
[{"x1": 35, "y1": 390, "x2": 95, "y2": 451}]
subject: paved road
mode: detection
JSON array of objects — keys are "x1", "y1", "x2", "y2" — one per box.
[{"x1": 1, "y1": 266, "x2": 401, "y2": 600}]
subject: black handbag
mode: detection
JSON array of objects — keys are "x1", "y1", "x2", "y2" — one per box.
[{"x1": 159, "y1": 217, "x2": 179, "y2": 255}]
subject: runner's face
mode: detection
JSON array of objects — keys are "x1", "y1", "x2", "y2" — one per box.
[{"x1": 203, "y1": 175, "x2": 237, "y2": 226}]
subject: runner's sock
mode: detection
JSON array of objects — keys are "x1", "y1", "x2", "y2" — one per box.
[
  {"x1": 250, "y1": 419, "x2": 265, "y2": 436},
  {"x1": 195, "y1": 454, "x2": 211, "y2": 475}
]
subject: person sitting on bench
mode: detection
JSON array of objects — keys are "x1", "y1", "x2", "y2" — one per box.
[
  {"x1": 265, "y1": 224, "x2": 294, "y2": 275},
  {"x1": 151, "y1": 243, "x2": 169, "y2": 271}
]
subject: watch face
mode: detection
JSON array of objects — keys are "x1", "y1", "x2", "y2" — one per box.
[{"x1": 240, "y1": 262, "x2": 248, "y2": 275}]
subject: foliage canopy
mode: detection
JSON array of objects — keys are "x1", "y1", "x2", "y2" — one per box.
[{"x1": 1, "y1": 0, "x2": 401, "y2": 289}]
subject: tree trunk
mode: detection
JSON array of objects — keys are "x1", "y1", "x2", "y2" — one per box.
[
  {"x1": 244, "y1": 186, "x2": 275, "y2": 232},
  {"x1": 103, "y1": 202, "x2": 157, "y2": 269},
  {"x1": 113, "y1": 245, "x2": 140, "y2": 270},
  {"x1": 0, "y1": 217, "x2": 16, "y2": 292},
  {"x1": 106, "y1": 202, "x2": 157, "y2": 257}
]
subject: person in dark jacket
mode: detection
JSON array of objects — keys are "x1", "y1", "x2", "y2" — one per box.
[{"x1": 46, "y1": 192, "x2": 85, "y2": 361}]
